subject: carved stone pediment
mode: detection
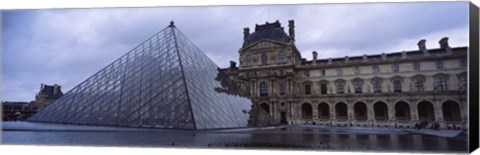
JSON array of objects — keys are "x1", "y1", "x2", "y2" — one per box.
[
  {"x1": 410, "y1": 74, "x2": 426, "y2": 81},
  {"x1": 370, "y1": 76, "x2": 383, "y2": 83},
  {"x1": 301, "y1": 80, "x2": 313, "y2": 84},
  {"x1": 318, "y1": 79, "x2": 329, "y2": 84},
  {"x1": 334, "y1": 78, "x2": 346, "y2": 84},
  {"x1": 243, "y1": 39, "x2": 288, "y2": 51},
  {"x1": 432, "y1": 73, "x2": 450, "y2": 80},
  {"x1": 390, "y1": 75, "x2": 404, "y2": 82},
  {"x1": 352, "y1": 77, "x2": 364, "y2": 83}
]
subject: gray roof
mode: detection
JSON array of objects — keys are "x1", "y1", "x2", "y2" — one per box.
[{"x1": 243, "y1": 21, "x2": 290, "y2": 47}]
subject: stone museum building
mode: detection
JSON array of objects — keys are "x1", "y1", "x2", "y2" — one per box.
[{"x1": 223, "y1": 20, "x2": 468, "y2": 129}]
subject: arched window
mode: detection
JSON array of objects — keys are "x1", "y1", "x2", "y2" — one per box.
[
  {"x1": 279, "y1": 83, "x2": 286, "y2": 95},
  {"x1": 354, "y1": 81, "x2": 363, "y2": 93},
  {"x1": 304, "y1": 84, "x2": 311, "y2": 95},
  {"x1": 261, "y1": 53, "x2": 268, "y2": 65},
  {"x1": 373, "y1": 80, "x2": 381, "y2": 93},
  {"x1": 301, "y1": 103, "x2": 313, "y2": 119},
  {"x1": 336, "y1": 82, "x2": 345, "y2": 94},
  {"x1": 245, "y1": 55, "x2": 252, "y2": 66},
  {"x1": 374, "y1": 102, "x2": 389, "y2": 120},
  {"x1": 393, "y1": 79, "x2": 402, "y2": 93},
  {"x1": 259, "y1": 82, "x2": 268, "y2": 96},
  {"x1": 395, "y1": 102, "x2": 411, "y2": 120},
  {"x1": 244, "y1": 84, "x2": 251, "y2": 96},
  {"x1": 437, "y1": 77, "x2": 447, "y2": 92},
  {"x1": 278, "y1": 51, "x2": 285, "y2": 63},
  {"x1": 414, "y1": 79, "x2": 424, "y2": 91},
  {"x1": 354, "y1": 102, "x2": 367, "y2": 121},
  {"x1": 418, "y1": 101, "x2": 435, "y2": 121}
]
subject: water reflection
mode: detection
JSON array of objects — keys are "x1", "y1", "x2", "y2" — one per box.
[{"x1": 2, "y1": 125, "x2": 467, "y2": 153}]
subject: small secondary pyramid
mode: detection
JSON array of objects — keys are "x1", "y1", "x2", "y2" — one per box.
[{"x1": 28, "y1": 22, "x2": 252, "y2": 130}]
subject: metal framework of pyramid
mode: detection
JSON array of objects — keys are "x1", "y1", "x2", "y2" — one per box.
[{"x1": 28, "y1": 23, "x2": 252, "y2": 130}]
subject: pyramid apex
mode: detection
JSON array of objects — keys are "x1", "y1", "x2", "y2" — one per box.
[{"x1": 169, "y1": 20, "x2": 175, "y2": 27}]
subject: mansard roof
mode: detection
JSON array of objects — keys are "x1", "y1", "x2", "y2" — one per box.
[{"x1": 243, "y1": 20, "x2": 290, "y2": 48}]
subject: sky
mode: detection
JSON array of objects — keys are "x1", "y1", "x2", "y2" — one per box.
[{"x1": 1, "y1": 2, "x2": 469, "y2": 101}]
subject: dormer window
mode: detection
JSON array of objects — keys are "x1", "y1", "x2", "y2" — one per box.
[
  {"x1": 278, "y1": 51, "x2": 286, "y2": 64},
  {"x1": 353, "y1": 66, "x2": 360, "y2": 75},
  {"x1": 261, "y1": 53, "x2": 268, "y2": 65},
  {"x1": 304, "y1": 70, "x2": 310, "y2": 77},
  {"x1": 336, "y1": 68, "x2": 343, "y2": 76},
  {"x1": 413, "y1": 62, "x2": 420, "y2": 71},
  {"x1": 392, "y1": 63, "x2": 399, "y2": 72},
  {"x1": 260, "y1": 82, "x2": 268, "y2": 96},
  {"x1": 436, "y1": 60, "x2": 444, "y2": 69},
  {"x1": 372, "y1": 65, "x2": 380, "y2": 74},
  {"x1": 245, "y1": 55, "x2": 252, "y2": 66}
]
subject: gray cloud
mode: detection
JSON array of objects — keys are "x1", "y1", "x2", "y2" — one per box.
[{"x1": 2, "y1": 2, "x2": 469, "y2": 101}]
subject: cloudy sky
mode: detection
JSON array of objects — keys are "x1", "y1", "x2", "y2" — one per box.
[{"x1": 2, "y1": 2, "x2": 469, "y2": 101}]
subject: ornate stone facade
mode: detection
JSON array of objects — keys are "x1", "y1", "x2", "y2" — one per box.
[
  {"x1": 223, "y1": 20, "x2": 468, "y2": 129},
  {"x1": 34, "y1": 83, "x2": 63, "y2": 110}
]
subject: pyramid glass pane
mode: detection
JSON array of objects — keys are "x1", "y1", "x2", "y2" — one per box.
[
  {"x1": 173, "y1": 28, "x2": 252, "y2": 129},
  {"x1": 28, "y1": 24, "x2": 252, "y2": 130}
]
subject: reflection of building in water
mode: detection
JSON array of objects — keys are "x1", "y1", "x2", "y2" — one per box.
[{"x1": 223, "y1": 20, "x2": 468, "y2": 129}]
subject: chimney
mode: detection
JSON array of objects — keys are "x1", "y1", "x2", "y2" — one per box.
[
  {"x1": 439, "y1": 37, "x2": 452, "y2": 54},
  {"x1": 229, "y1": 61, "x2": 237, "y2": 70},
  {"x1": 243, "y1": 27, "x2": 250, "y2": 41},
  {"x1": 417, "y1": 39, "x2": 429, "y2": 55},
  {"x1": 288, "y1": 20, "x2": 295, "y2": 42},
  {"x1": 312, "y1": 51, "x2": 318, "y2": 64},
  {"x1": 53, "y1": 84, "x2": 59, "y2": 95}
]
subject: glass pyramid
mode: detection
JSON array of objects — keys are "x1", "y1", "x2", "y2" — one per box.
[{"x1": 28, "y1": 22, "x2": 252, "y2": 130}]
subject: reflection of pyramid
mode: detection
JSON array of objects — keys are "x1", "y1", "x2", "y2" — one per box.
[{"x1": 28, "y1": 22, "x2": 252, "y2": 130}]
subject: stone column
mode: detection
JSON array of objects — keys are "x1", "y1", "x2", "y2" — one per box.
[
  {"x1": 410, "y1": 102, "x2": 419, "y2": 124},
  {"x1": 460, "y1": 101, "x2": 468, "y2": 129},
  {"x1": 252, "y1": 81, "x2": 257, "y2": 97},
  {"x1": 330, "y1": 103, "x2": 336, "y2": 125},
  {"x1": 270, "y1": 80, "x2": 274, "y2": 95},
  {"x1": 388, "y1": 102, "x2": 396, "y2": 127},
  {"x1": 289, "y1": 102, "x2": 293, "y2": 124},
  {"x1": 270, "y1": 101, "x2": 275, "y2": 118},
  {"x1": 347, "y1": 102, "x2": 354, "y2": 126},
  {"x1": 434, "y1": 101, "x2": 446, "y2": 128},
  {"x1": 367, "y1": 103, "x2": 375, "y2": 127}
]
